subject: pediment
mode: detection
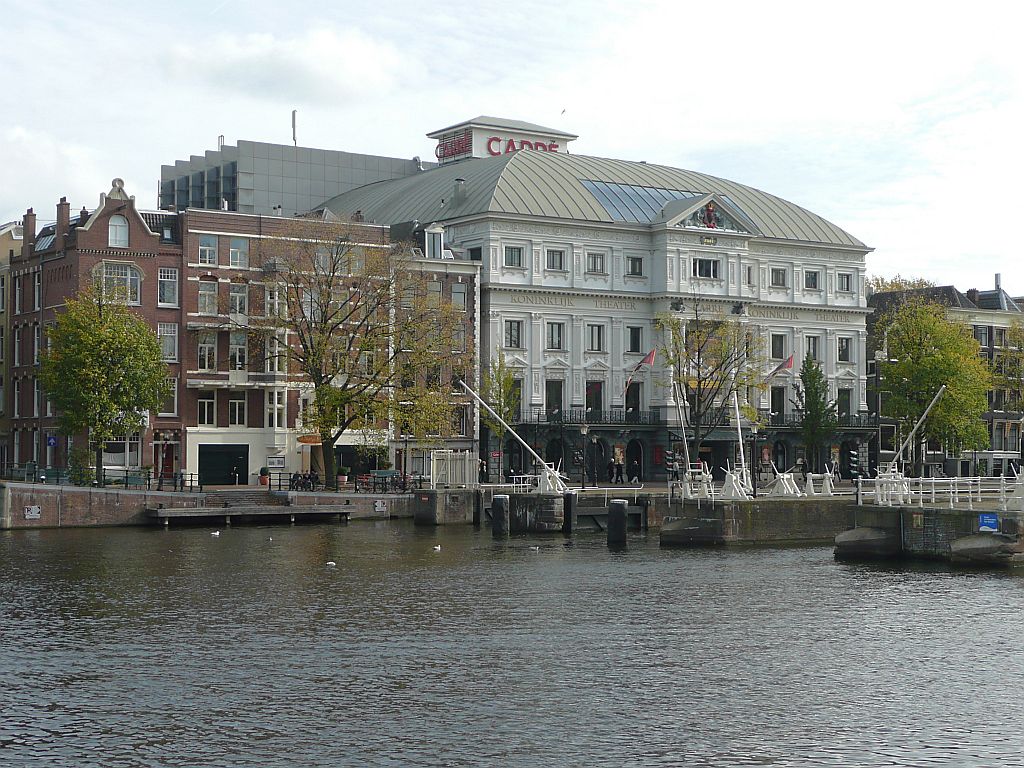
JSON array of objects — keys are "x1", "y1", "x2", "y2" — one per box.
[
  {"x1": 583, "y1": 358, "x2": 611, "y2": 373},
  {"x1": 661, "y1": 193, "x2": 758, "y2": 235},
  {"x1": 542, "y1": 357, "x2": 572, "y2": 371},
  {"x1": 504, "y1": 353, "x2": 529, "y2": 369}
]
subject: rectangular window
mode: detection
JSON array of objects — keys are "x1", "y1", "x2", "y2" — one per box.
[
  {"x1": 587, "y1": 324, "x2": 604, "y2": 352},
  {"x1": 586, "y1": 380, "x2": 603, "y2": 413},
  {"x1": 745, "y1": 265, "x2": 755, "y2": 286},
  {"x1": 586, "y1": 252, "x2": 605, "y2": 274},
  {"x1": 504, "y1": 320, "x2": 523, "y2": 349},
  {"x1": 265, "y1": 287, "x2": 282, "y2": 318},
  {"x1": 198, "y1": 392, "x2": 215, "y2": 426},
  {"x1": 229, "y1": 331, "x2": 247, "y2": 370},
  {"x1": 771, "y1": 333, "x2": 786, "y2": 360},
  {"x1": 453, "y1": 327, "x2": 466, "y2": 352},
  {"x1": 228, "y1": 393, "x2": 247, "y2": 426},
  {"x1": 452, "y1": 282, "x2": 468, "y2": 311},
  {"x1": 503, "y1": 246, "x2": 523, "y2": 268},
  {"x1": 197, "y1": 332, "x2": 216, "y2": 371},
  {"x1": 546, "y1": 322, "x2": 564, "y2": 350},
  {"x1": 838, "y1": 337, "x2": 852, "y2": 363},
  {"x1": 198, "y1": 234, "x2": 218, "y2": 265},
  {"x1": 158, "y1": 323, "x2": 178, "y2": 361},
  {"x1": 546, "y1": 249, "x2": 565, "y2": 270},
  {"x1": 229, "y1": 237, "x2": 249, "y2": 268},
  {"x1": 975, "y1": 325, "x2": 990, "y2": 347},
  {"x1": 451, "y1": 404, "x2": 469, "y2": 436},
  {"x1": 994, "y1": 328, "x2": 1007, "y2": 347},
  {"x1": 228, "y1": 284, "x2": 248, "y2": 315},
  {"x1": 13, "y1": 379, "x2": 20, "y2": 417},
  {"x1": 266, "y1": 336, "x2": 284, "y2": 373},
  {"x1": 427, "y1": 280, "x2": 442, "y2": 308},
  {"x1": 0, "y1": 326, "x2": 5, "y2": 362},
  {"x1": 198, "y1": 281, "x2": 218, "y2": 314},
  {"x1": 158, "y1": 377, "x2": 178, "y2": 417},
  {"x1": 837, "y1": 388, "x2": 852, "y2": 418},
  {"x1": 13, "y1": 327, "x2": 20, "y2": 367},
  {"x1": 0, "y1": 275, "x2": 5, "y2": 311},
  {"x1": 770, "y1": 268, "x2": 787, "y2": 288},
  {"x1": 14, "y1": 276, "x2": 22, "y2": 314},
  {"x1": 806, "y1": 335, "x2": 820, "y2": 361},
  {"x1": 33, "y1": 272, "x2": 41, "y2": 309},
  {"x1": 692, "y1": 258, "x2": 719, "y2": 279},
  {"x1": 545, "y1": 379, "x2": 563, "y2": 418},
  {"x1": 33, "y1": 325, "x2": 40, "y2": 364},
  {"x1": 266, "y1": 390, "x2": 286, "y2": 428},
  {"x1": 158, "y1": 268, "x2": 179, "y2": 306},
  {"x1": 837, "y1": 273, "x2": 852, "y2": 292},
  {"x1": 627, "y1": 326, "x2": 643, "y2": 353},
  {"x1": 33, "y1": 378, "x2": 40, "y2": 416},
  {"x1": 626, "y1": 255, "x2": 644, "y2": 277},
  {"x1": 804, "y1": 270, "x2": 820, "y2": 289}
]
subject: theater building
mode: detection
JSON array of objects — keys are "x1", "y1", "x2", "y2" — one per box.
[{"x1": 316, "y1": 117, "x2": 875, "y2": 480}]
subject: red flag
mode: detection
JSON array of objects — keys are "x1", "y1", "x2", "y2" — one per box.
[
  {"x1": 768, "y1": 354, "x2": 794, "y2": 377},
  {"x1": 624, "y1": 349, "x2": 657, "y2": 395}
]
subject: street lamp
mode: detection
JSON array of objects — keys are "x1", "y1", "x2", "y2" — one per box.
[
  {"x1": 750, "y1": 422, "x2": 759, "y2": 498},
  {"x1": 580, "y1": 423, "x2": 589, "y2": 489}
]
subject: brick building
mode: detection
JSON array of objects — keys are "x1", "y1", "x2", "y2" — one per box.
[{"x1": 9, "y1": 179, "x2": 479, "y2": 484}]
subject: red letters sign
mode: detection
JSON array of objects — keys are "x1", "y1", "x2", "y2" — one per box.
[
  {"x1": 434, "y1": 128, "x2": 473, "y2": 160},
  {"x1": 486, "y1": 136, "x2": 560, "y2": 156}
]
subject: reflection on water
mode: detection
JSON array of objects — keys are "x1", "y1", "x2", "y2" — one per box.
[{"x1": 3, "y1": 522, "x2": 1024, "y2": 767}]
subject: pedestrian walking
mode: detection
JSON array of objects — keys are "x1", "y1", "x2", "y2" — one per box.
[
  {"x1": 607, "y1": 460, "x2": 615, "y2": 483},
  {"x1": 614, "y1": 460, "x2": 624, "y2": 484},
  {"x1": 629, "y1": 460, "x2": 640, "y2": 484}
]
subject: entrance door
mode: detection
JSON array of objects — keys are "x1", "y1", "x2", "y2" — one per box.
[{"x1": 199, "y1": 444, "x2": 249, "y2": 486}]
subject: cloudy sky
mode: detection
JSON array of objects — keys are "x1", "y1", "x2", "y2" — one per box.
[{"x1": 3, "y1": 0, "x2": 1021, "y2": 291}]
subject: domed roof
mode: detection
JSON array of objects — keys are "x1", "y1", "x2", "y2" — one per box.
[{"x1": 319, "y1": 150, "x2": 864, "y2": 248}]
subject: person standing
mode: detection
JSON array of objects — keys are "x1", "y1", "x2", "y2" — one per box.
[
  {"x1": 614, "y1": 459, "x2": 624, "y2": 484},
  {"x1": 606, "y1": 459, "x2": 615, "y2": 483}
]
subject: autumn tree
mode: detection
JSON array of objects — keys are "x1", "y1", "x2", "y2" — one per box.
[
  {"x1": 39, "y1": 287, "x2": 171, "y2": 485},
  {"x1": 250, "y1": 218, "x2": 473, "y2": 486},
  {"x1": 656, "y1": 296, "x2": 766, "y2": 468},
  {"x1": 479, "y1": 351, "x2": 521, "y2": 478},
  {"x1": 875, "y1": 297, "x2": 991, "y2": 474},
  {"x1": 866, "y1": 274, "x2": 935, "y2": 295},
  {"x1": 792, "y1": 356, "x2": 837, "y2": 472}
]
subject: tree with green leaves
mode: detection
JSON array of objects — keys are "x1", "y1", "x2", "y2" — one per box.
[
  {"x1": 479, "y1": 351, "x2": 521, "y2": 479},
  {"x1": 656, "y1": 296, "x2": 766, "y2": 467},
  {"x1": 39, "y1": 288, "x2": 171, "y2": 485},
  {"x1": 251, "y1": 218, "x2": 472, "y2": 487},
  {"x1": 875, "y1": 297, "x2": 992, "y2": 474},
  {"x1": 792, "y1": 356, "x2": 837, "y2": 472}
]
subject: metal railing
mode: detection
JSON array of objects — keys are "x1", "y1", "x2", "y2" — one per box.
[
  {"x1": 856, "y1": 473, "x2": 1024, "y2": 511},
  {"x1": 758, "y1": 410, "x2": 878, "y2": 428},
  {"x1": 514, "y1": 407, "x2": 666, "y2": 426},
  {"x1": 0, "y1": 464, "x2": 203, "y2": 492}
]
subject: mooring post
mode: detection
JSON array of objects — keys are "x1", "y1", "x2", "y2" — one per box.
[
  {"x1": 562, "y1": 491, "x2": 576, "y2": 536},
  {"x1": 492, "y1": 494, "x2": 509, "y2": 538},
  {"x1": 608, "y1": 498, "x2": 627, "y2": 547}
]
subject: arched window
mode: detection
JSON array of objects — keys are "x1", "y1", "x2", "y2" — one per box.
[
  {"x1": 108, "y1": 215, "x2": 129, "y2": 248},
  {"x1": 102, "y1": 262, "x2": 142, "y2": 304}
]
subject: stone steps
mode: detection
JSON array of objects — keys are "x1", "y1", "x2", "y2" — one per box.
[{"x1": 207, "y1": 489, "x2": 288, "y2": 508}]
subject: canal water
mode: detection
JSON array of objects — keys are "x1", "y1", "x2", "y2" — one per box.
[{"x1": 2, "y1": 522, "x2": 1023, "y2": 767}]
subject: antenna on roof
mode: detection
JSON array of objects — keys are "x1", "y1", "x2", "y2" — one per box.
[{"x1": 292, "y1": 110, "x2": 297, "y2": 147}]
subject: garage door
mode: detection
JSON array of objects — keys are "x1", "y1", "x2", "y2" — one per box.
[{"x1": 198, "y1": 444, "x2": 249, "y2": 486}]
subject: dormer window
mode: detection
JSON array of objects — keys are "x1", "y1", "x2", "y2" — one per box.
[
  {"x1": 108, "y1": 215, "x2": 128, "y2": 248},
  {"x1": 426, "y1": 226, "x2": 443, "y2": 259}
]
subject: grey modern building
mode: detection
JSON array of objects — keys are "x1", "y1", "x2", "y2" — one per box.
[{"x1": 159, "y1": 139, "x2": 431, "y2": 217}]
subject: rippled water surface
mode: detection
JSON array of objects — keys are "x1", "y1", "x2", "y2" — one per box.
[{"x1": 3, "y1": 521, "x2": 1024, "y2": 767}]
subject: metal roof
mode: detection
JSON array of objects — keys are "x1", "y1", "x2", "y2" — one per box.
[
  {"x1": 318, "y1": 151, "x2": 865, "y2": 248},
  {"x1": 426, "y1": 116, "x2": 577, "y2": 140}
]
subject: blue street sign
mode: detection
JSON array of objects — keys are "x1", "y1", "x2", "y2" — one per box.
[
  {"x1": 978, "y1": 513, "x2": 999, "y2": 532},
  {"x1": 46, "y1": 435, "x2": 58, "y2": 447}
]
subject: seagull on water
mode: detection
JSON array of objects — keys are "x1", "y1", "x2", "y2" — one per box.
[
  {"x1": 432, "y1": 545, "x2": 441, "y2": 552},
  {"x1": 326, "y1": 561, "x2": 337, "y2": 567},
  {"x1": 210, "y1": 531, "x2": 220, "y2": 537},
  {"x1": 529, "y1": 546, "x2": 540, "y2": 551}
]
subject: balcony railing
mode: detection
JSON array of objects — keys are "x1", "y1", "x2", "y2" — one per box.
[
  {"x1": 758, "y1": 409, "x2": 878, "y2": 428},
  {"x1": 513, "y1": 407, "x2": 666, "y2": 426}
]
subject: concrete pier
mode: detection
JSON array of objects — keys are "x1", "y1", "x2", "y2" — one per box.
[
  {"x1": 607, "y1": 499, "x2": 628, "y2": 547},
  {"x1": 492, "y1": 494, "x2": 509, "y2": 538}
]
